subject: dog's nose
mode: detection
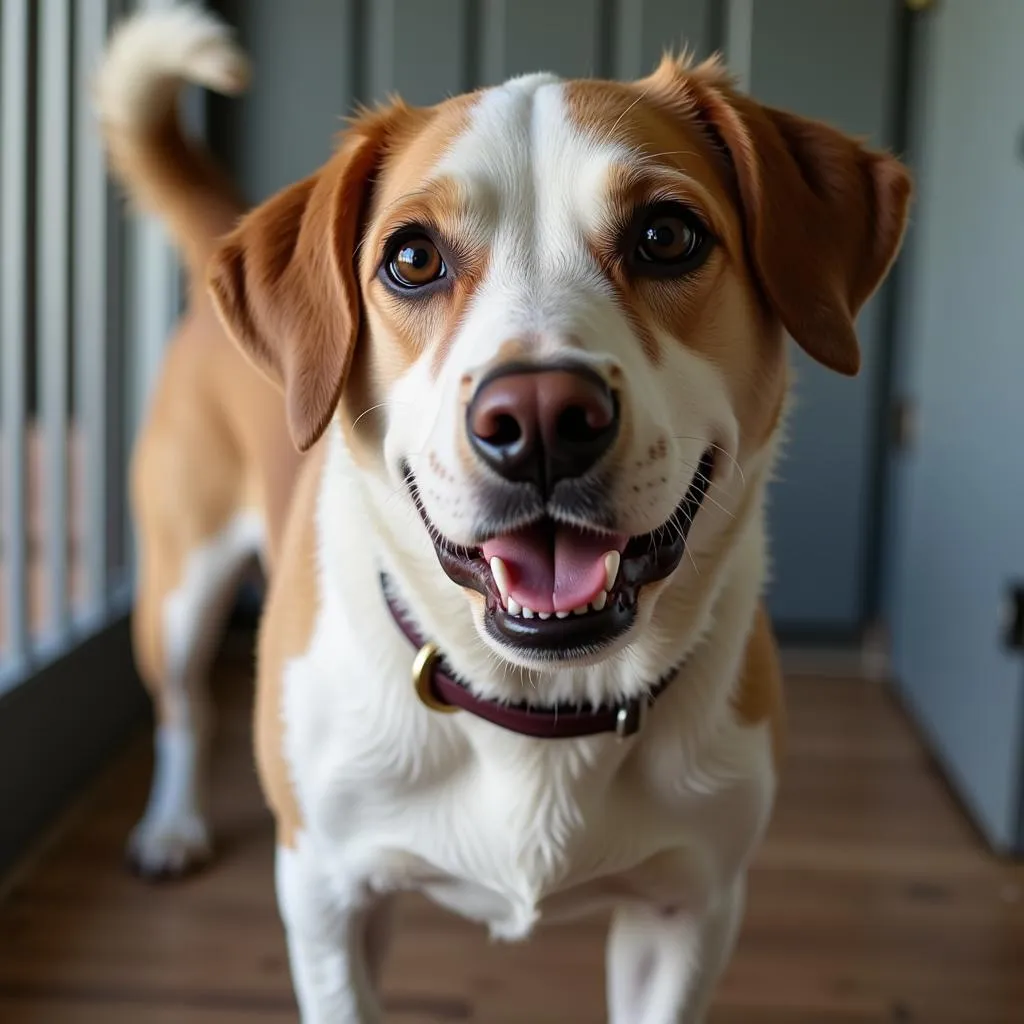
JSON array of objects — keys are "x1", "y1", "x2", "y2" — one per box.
[{"x1": 466, "y1": 365, "x2": 619, "y2": 490}]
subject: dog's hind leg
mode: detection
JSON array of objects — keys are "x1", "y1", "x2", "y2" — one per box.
[{"x1": 127, "y1": 492, "x2": 264, "y2": 880}]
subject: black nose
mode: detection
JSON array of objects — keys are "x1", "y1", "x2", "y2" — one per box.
[{"x1": 466, "y1": 364, "x2": 619, "y2": 491}]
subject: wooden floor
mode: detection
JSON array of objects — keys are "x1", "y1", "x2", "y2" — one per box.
[{"x1": 1, "y1": 637, "x2": 1022, "y2": 1023}]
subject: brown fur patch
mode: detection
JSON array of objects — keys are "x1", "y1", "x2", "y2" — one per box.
[
  {"x1": 254, "y1": 437, "x2": 328, "y2": 848},
  {"x1": 208, "y1": 111, "x2": 393, "y2": 453},
  {"x1": 639, "y1": 54, "x2": 913, "y2": 377},
  {"x1": 565, "y1": 55, "x2": 910, "y2": 457},
  {"x1": 361, "y1": 177, "x2": 490, "y2": 377},
  {"x1": 732, "y1": 603, "x2": 785, "y2": 771},
  {"x1": 564, "y1": 78, "x2": 788, "y2": 456},
  {"x1": 339, "y1": 99, "x2": 490, "y2": 466}
]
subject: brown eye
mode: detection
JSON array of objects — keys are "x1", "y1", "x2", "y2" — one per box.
[
  {"x1": 631, "y1": 203, "x2": 711, "y2": 275},
  {"x1": 386, "y1": 235, "x2": 445, "y2": 289},
  {"x1": 640, "y1": 216, "x2": 695, "y2": 261}
]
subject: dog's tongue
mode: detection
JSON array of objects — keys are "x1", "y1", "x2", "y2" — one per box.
[{"x1": 481, "y1": 523, "x2": 627, "y2": 614}]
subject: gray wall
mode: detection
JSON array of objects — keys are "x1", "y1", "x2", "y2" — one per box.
[
  {"x1": 210, "y1": 0, "x2": 361, "y2": 204},
  {"x1": 210, "y1": 0, "x2": 718, "y2": 203},
  {"x1": 208, "y1": 0, "x2": 904, "y2": 638},
  {"x1": 746, "y1": 0, "x2": 902, "y2": 633}
]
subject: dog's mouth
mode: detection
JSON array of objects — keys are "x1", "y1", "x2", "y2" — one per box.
[{"x1": 406, "y1": 450, "x2": 715, "y2": 661}]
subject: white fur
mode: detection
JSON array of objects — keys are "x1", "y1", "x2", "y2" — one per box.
[
  {"x1": 272, "y1": 73, "x2": 781, "y2": 1022},
  {"x1": 129, "y1": 510, "x2": 264, "y2": 875},
  {"x1": 129, "y1": 722, "x2": 210, "y2": 875},
  {"x1": 94, "y1": 3, "x2": 249, "y2": 130}
]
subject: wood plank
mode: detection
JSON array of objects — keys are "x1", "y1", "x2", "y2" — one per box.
[{"x1": 0, "y1": 640, "x2": 1021, "y2": 1022}]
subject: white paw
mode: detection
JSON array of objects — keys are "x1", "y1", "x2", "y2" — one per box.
[{"x1": 126, "y1": 813, "x2": 212, "y2": 881}]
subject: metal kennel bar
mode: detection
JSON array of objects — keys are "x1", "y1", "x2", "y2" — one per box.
[
  {"x1": 1, "y1": 0, "x2": 32, "y2": 671},
  {"x1": 73, "y1": 0, "x2": 113, "y2": 623},
  {"x1": 38, "y1": 0, "x2": 74, "y2": 639}
]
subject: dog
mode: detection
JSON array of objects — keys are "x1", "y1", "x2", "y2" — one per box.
[{"x1": 97, "y1": 5, "x2": 911, "y2": 1021}]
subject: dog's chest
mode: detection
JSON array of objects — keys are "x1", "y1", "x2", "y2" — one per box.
[
  {"x1": 370, "y1": 763, "x2": 635, "y2": 939},
  {"x1": 312, "y1": 741, "x2": 716, "y2": 941},
  {"x1": 284, "y1": 635, "x2": 770, "y2": 943}
]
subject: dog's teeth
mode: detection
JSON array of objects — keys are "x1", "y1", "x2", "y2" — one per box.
[
  {"x1": 573, "y1": 605, "x2": 588, "y2": 616},
  {"x1": 539, "y1": 612, "x2": 551, "y2": 620},
  {"x1": 592, "y1": 590, "x2": 608, "y2": 611},
  {"x1": 603, "y1": 551, "x2": 621, "y2": 592},
  {"x1": 507, "y1": 598, "x2": 522, "y2": 616},
  {"x1": 489, "y1": 556, "x2": 510, "y2": 604},
  {"x1": 522, "y1": 606, "x2": 535, "y2": 619},
  {"x1": 556, "y1": 610, "x2": 570, "y2": 619}
]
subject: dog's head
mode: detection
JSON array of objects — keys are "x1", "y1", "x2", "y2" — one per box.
[{"x1": 209, "y1": 56, "x2": 910, "y2": 678}]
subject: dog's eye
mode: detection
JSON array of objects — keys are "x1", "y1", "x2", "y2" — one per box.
[
  {"x1": 385, "y1": 235, "x2": 446, "y2": 289},
  {"x1": 639, "y1": 216, "x2": 697, "y2": 262},
  {"x1": 630, "y1": 203, "x2": 711, "y2": 276}
]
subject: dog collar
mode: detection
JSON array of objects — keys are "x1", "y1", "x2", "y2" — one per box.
[{"x1": 381, "y1": 575, "x2": 678, "y2": 740}]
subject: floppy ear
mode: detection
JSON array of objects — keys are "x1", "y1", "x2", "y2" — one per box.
[
  {"x1": 207, "y1": 115, "x2": 392, "y2": 451},
  {"x1": 652, "y1": 58, "x2": 913, "y2": 375}
]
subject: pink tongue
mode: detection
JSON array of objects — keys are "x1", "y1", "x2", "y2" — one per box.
[{"x1": 481, "y1": 523, "x2": 627, "y2": 614}]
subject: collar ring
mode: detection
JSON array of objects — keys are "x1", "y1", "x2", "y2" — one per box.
[{"x1": 412, "y1": 641, "x2": 459, "y2": 714}]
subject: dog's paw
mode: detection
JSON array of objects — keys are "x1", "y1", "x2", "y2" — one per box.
[{"x1": 125, "y1": 813, "x2": 212, "y2": 882}]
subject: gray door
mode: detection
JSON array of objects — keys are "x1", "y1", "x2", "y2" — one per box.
[{"x1": 887, "y1": 0, "x2": 1024, "y2": 854}]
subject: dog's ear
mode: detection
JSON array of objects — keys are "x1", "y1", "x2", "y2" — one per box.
[
  {"x1": 648, "y1": 57, "x2": 912, "y2": 375},
  {"x1": 207, "y1": 109, "x2": 397, "y2": 451}
]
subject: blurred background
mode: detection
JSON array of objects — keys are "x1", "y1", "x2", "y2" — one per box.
[{"x1": 1, "y1": 1, "x2": 1022, "y2": 1021}]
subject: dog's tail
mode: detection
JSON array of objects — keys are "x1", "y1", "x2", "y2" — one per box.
[{"x1": 94, "y1": 4, "x2": 250, "y2": 283}]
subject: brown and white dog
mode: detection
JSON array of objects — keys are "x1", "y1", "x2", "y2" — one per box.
[{"x1": 97, "y1": 6, "x2": 910, "y2": 1021}]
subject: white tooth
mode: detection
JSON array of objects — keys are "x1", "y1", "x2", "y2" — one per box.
[
  {"x1": 604, "y1": 551, "x2": 621, "y2": 592},
  {"x1": 507, "y1": 598, "x2": 522, "y2": 616},
  {"x1": 556, "y1": 610, "x2": 570, "y2": 619},
  {"x1": 489, "y1": 557, "x2": 510, "y2": 604},
  {"x1": 539, "y1": 612, "x2": 552, "y2": 620},
  {"x1": 573, "y1": 605, "x2": 588, "y2": 616},
  {"x1": 592, "y1": 590, "x2": 608, "y2": 611},
  {"x1": 522, "y1": 607, "x2": 535, "y2": 619}
]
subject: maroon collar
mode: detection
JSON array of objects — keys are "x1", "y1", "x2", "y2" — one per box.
[{"x1": 382, "y1": 577, "x2": 678, "y2": 740}]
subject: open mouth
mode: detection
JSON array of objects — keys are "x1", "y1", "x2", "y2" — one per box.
[{"x1": 408, "y1": 450, "x2": 715, "y2": 660}]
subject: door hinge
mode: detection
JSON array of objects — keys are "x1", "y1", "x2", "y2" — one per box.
[
  {"x1": 1002, "y1": 584, "x2": 1024, "y2": 652},
  {"x1": 890, "y1": 397, "x2": 918, "y2": 452}
]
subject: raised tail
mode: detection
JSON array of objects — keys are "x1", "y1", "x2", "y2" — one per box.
[{"x1": 94, "y1": 4, "x2": 250, "y2": 283}]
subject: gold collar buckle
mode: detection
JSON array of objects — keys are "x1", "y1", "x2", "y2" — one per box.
[{"x1": 412, "y1": 642, "x2": 459, "y2": 714}]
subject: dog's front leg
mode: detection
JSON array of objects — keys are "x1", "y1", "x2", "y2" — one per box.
[
  {"x1": 606, "y1": 878, "x2": 745, "y2": 1024},
  {"x1": 276, "y1": 842, "x2": 391, "y2": 1024}
]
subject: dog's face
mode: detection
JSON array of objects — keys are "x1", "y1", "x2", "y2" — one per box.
[{"x1": 210, "y1": 57, "x2": 910, "y2": 673}]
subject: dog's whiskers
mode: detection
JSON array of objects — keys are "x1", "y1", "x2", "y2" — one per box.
[
  {"x1": 679, "y1": 466, "x2": 735, "y2": 521},
  {"x1": 673, "y1": 511, "x2": 702, "y2": 578},
  {"x1": 674, "y1": 438, "x2": 746, "y2": 488}
]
